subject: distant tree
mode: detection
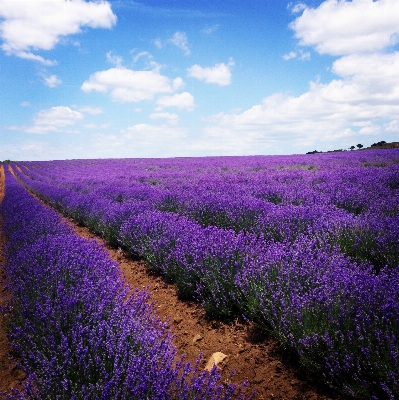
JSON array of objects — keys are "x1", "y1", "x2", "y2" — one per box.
[
  {"x1": 372, "y1": 141, "x2": 387, "y2": 147},
  {"x1": 350, "y1": 146, "x2": 356, "y2": 150},
  {"x1": 306, "y1": 150, "x2": 321, "y2": 154},
  {"x1": 356, "y1": 144, "x2": 363, "y2": 149}
]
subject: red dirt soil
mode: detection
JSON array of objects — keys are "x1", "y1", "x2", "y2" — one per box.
[{"x1": 0, "y1": 165, "x2": 342, "y2": 399}]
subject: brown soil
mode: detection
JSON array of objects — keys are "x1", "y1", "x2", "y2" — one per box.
[
  {"x1": 0, "y1": 165, "x2": 26, "y2": 395},
  {"x1": 0, "y1": 165, "x2": 342, "y2": 399}
]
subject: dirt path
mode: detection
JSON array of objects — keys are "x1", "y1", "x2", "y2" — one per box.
[
  {"x1": 0, "y1": 165, "x2": 26, "y2": 394},
  {"x1": 1, "y1": 165, "x2": 341, "y2": 399},
  {"x1": 71, "y1": 224, "x2": 338, "y2": 400}
]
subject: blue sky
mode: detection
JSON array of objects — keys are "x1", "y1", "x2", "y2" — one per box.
[{"x1": 1, "y1": 0, "x2": 399, "y2": 161}]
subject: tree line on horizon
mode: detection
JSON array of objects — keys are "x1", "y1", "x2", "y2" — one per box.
[{"x1": 306, "y1": 140, "x2": 394, "y2": 155}]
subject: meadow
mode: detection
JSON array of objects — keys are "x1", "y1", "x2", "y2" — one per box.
[{"x1": 1, "y1": 149, "x2": 399, "y2": 399}]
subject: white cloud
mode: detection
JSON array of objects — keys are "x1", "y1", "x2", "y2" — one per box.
[
  {"x1": 20, "y1": 101, "x2": 31, "y2": 107},
  {"x1": 0, "y1": 139, "x2": 90, "y2": 161},
  {"x1": 24, "y1": 106, "x2": 84, "y2": 134},
  {"x1": 282, "y1": 50, "x2": 310, "y2": 60},
  {"x1": 202, "y1": 51, "x2": 399, "y2": 153},
  {"x1": 0, "y1": 141, "x2": 50, "y2": 161},
  {"x1": 122, "y1": 123, "x2": 185, "y2": 140},
  {"x1": 290, "y1": 0, "x2": 399, "y2": 56},
  {"x1": 106, "y1": 51, "x2": 123, "y2": 67},
  {"x1": 357, "y1": 122, "x2": 381, "y2": 136},
  {"x1": 168, "y1": 31, "x2": 190, "y2": 55},
  {"x1": 84, "y1": 122, "x2": 110, "y2": 129},
  {"x1": 171, "y1": 77, "x2": 184, "y2": 91},
  {"x1": 283, "y1": 51, "x2": 297, "y2": 60},
  {"x1": 7, "y1": 50, "x2": 57, "y2": 66},
  {"x1": 156, "y1": 92, "x2": 195, "y2": 111},
  {"x1": 198, "y1": 0, "x2": 398, "y2": 154},
  {"x1": 131, "y1": 50, "x2": 162, "y2": 71},
  {"x1": 288, "y1": 3, "x2": 307, "y2": 14},
  {"x1": 84, "y1": 123, "x2": 97, "y2": 129},
  {"x1": 149, "y1": 112, "x2": 179, "y2": 125},
  {"x1": 154, "y1": 32, "x2": 190, "y2": 55},
  {"x1": 77, "y1": 106, "x2": 103, "y2": 115},
  {"x1": 132, "y1": 50, "x2": 151, "y2": 63},
  {"x1": 0, "y1": 0, "x2": 117, "y2": 63},
  {"x1": 386, "y1": 119, "x2": 399, "y2": 133},
  {"x1": 42, "y1": 74, "x2": 62, "y2": 88},
  {"x1": 323, "y1": 52, "x2": 399, "y2": 105},
  {"x1": 187, "y1": 58, "x2": 234, "y2": 86},
  {"x1": 8, "y1": 105, "x2": 105, "y2": 135},
  {"x1": 81, "y1": 67, "x2": 183, "y2": 102},
  {"x1": 94, "y1": 123, "x2": 188, "y2": 157},
  {"x1": 299, "y1": 51, "x2": 310, "y2": 60}
]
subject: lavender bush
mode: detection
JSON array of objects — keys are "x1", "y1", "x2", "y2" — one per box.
[
  {"x1": 1, "y1": 167, "x2": 249, "y2": 399},
  {"x1": 235, "y1": 237, "x2": 399, "y2": 398},
  {"x1": 119, "y1": 211, "x2": 254, "y2": 318}
]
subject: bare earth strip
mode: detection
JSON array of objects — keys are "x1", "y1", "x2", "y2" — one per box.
[
  {"x1": 0, "y1": 165, "x2": 26, "y2": 394},
  {"x1": 2, "y1": 164, "x2": 341, "y2": 400}
]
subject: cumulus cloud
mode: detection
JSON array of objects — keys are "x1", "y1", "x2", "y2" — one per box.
[
  {"x1": 24, "y1": 106, "x2": 84, "y2": 134},
  {"x1": 81, "y1": 67, "x2": 184, "y2": 102},
  {"x1": 386, "y1": 119, "x2": 399, "y2": 133},
  {"x1": 198, "y1": 0, "x2": 399, "y2": 154},
  {"x1": 203, "y1": 51, "x2": 399, "y2": 153},
  {"x1": 156, "y1": 92, "x2": 195, "y2": 111},
  {"x1": 330, "y1": 53, "x2": 399, "y2": 102},
  {"x1": 11, "y1": 105, "x2": 104, "y2": 135},
  {"x1": 290, "y1": 0, "x2": 399, "y2": 56},
  {"x1": 187, "y1": 58, "x2": 234, "y2": 86},
  {"x1": 0, "y1": 0, "x2": 117, "y2": 63}
]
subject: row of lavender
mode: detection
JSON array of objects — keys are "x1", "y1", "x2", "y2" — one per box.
[
  {"x1": 0, "y1": 166, "x2": 248, "y2": 399},
  {"x1": 11, "y1": 150, "x2": 399, "y2": 398},
  {"x1": 18, "y1": 152, "x2": 399, "y2": 271}
]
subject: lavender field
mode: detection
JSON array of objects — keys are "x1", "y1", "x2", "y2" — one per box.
[
  {"x1": 1, "y1": 166, "x2": 249, "y2": 399},
  {"x1": 3, "y1": 149, "x2": 399, "y2": 398}
]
